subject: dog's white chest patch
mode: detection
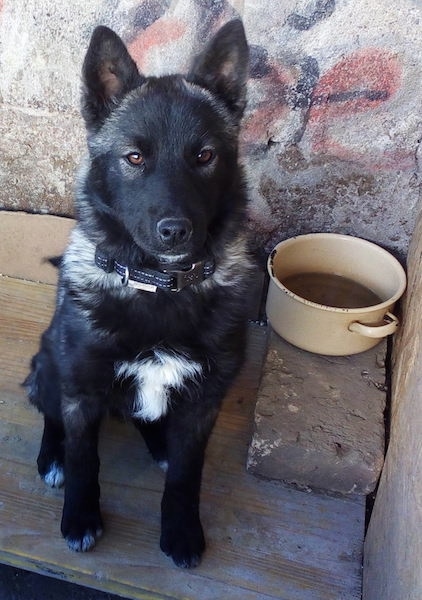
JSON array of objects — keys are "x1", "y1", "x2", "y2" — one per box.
[{"x1": 115, "y1": 351, "x2": 202, "y2": 421}]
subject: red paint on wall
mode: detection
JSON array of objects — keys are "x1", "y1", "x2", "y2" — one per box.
[
  {"x1": 310, "y1": 48, "x2": 401, "y2": 118},
  {"x1": 307, "y1": 49, "x2": 410, "y2": 168},
  {"x1": 128, "y1": 18, "x2": 187, "y2": 72}
]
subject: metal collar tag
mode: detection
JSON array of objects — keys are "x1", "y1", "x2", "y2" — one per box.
[
  {"x1": 127, "y1": 279, "x2": 158, "y2": 293},
  {"x1": 121, "y1": 266, "x2": 158, "y2": 292}
]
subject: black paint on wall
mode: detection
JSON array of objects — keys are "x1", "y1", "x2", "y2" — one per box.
[{"x1": 287, "y1": 0, "x2": 336, "y2": 31}]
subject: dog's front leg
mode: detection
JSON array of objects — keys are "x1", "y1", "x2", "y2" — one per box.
[
  {"x1": 61, "y1": 399, "x2": 103, "y2": 552},
  {"x1": 160, "y1": 405, "x2": 219, "y2": 568}
]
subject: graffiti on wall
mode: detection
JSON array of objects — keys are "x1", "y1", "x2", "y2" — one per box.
[
  {"x1": 307, "y1": 49, "x2": 408, "y2": 169},
  {"x1": 121, "y1": 0, "x2": 409, "y2": 171},
  {"x1": 1, "y1": 0, "x2": 417, "y2": 256}
]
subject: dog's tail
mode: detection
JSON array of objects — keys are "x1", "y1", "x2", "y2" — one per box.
[{"x1": 44, "y1": 255, "x2": 62, "y2": 269}]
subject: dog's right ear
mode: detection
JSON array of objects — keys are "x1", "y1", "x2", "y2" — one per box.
[
  {"x1": 187, "y1": 20, "x2": 249, "y2": 122},
  {"x1": 81, "y1": 26, "x2": 142, "y2": 131}
]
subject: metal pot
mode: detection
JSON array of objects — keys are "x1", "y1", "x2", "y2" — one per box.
[{"x1": 266, "y1": 233, "x2": 407, "y2": 356}]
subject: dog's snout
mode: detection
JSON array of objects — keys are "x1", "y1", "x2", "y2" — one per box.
[{"x1": 157, "y1": 218, "x2": 192, "y2": 248}]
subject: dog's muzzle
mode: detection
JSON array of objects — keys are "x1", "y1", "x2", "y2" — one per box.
[{"x1": 95, "y1": 248, "x2": 215, "y2": 292}]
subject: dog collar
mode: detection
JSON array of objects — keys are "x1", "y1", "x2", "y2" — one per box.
[{"x1": 95, "y1": 248, "x2": 215, "y2": 293}]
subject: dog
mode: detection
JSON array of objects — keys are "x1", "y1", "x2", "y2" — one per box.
[{"x1": 24, "y1": 19, "x2": 251, "y2": 568}]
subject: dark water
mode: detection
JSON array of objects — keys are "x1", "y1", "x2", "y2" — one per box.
[{"x1": 281, "y1": 272, "x2": 382, "y2": 308}]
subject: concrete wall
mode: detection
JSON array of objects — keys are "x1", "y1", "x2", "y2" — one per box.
[{"x1": 1, "y1": 0, "x2": 421, "y2": 258}]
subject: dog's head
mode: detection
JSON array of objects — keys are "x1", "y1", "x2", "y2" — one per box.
[{"x1": 79, "y1": 21, "x2": 249, "y2": 269}]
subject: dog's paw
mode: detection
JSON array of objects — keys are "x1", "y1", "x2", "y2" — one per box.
[
  {"x1": 65, "y1": 530, "x2": 99, "y2": 553},
  {"x1": 160, "y1": 517, "x2": 205, "y2": 568},
  {"x1": 40, "y1": 461, "x2": 65, "y2": 488},
  {"x1": 157, "y1": 459, "x2": 169, "y2": 472},
  {"x1": 61, "y1": 510, "x2": 103, "y2": 552}
]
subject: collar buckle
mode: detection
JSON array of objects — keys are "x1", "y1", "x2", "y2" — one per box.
[{"x1": 171, "y1": 262, "x2": 207, "y2": 292}]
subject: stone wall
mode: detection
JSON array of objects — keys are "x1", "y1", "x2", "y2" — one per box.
[{"x1": 1, "y1": 0, "x2": 421, "y2": 258}]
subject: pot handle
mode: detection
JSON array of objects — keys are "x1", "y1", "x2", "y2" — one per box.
[{"x1": 348, "y1": 312, "x2": 399, "y2": 338}]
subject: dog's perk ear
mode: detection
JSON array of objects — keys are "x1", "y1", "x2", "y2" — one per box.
[
  {"x1": 187, "y1": 20, "x2": 249, "y2": 121},
  {"x1": 81, "y1": 26, "x2": 142, "y2": 131}
]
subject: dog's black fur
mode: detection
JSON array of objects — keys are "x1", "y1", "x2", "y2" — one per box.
[{"x1": 25, "y1": 20, "x2": 251, "y2": 568}]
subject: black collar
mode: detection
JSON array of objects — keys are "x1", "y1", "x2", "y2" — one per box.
[{"x1": 95, "y1": 248, "x2": 215, "y2": 292}]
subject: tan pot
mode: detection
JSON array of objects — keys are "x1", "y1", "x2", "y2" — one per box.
[{"x1": 266, "y1": 233, "x2": 407, "y2": 356}]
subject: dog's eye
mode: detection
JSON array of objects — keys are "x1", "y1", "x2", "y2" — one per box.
[
  {"x1": 196, "y1": 149, "x2": 215, "y2": 165},
  {"x1": 126, "y1": 152, "x2": 145, "y2": 166}
]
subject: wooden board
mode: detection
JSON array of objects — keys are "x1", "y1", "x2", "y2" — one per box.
[
  {"x1": 0, "y1": 211, "x2": 74, "y2": 284},
  {"x1": 363, "y1": 208, "x2": 422, "y2": 599},
  {"x1": 0, "y1": 276, "x2": 364, "y2": 600}
]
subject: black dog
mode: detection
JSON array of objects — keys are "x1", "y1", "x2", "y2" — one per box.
[{"x1": 25, "y1": 19, "x2": 251, "y2": 568}]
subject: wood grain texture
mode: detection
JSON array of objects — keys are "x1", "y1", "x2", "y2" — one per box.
[
  {"x1": 0, "y1": 276, "x2": 364, "y2": 600},
  {"x1": 363, "y1": 209, "x2": 422, "y2": 600}
]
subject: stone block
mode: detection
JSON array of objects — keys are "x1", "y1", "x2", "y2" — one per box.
[
  {"x1": 0, "y1": 107, "x2": 83, "y2": 215},
  {"x1": 247, "y1": 329, "x2": 387, "y2": 495}
]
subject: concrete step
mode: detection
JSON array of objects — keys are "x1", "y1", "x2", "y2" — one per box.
[{"x1": 248, "y1": 329, "x2": 387, "y2": 495}]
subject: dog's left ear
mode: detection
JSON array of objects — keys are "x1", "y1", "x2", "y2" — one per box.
[
  {"x1": 81, "y1": 26, "x2": 143, "y2": 131},
  {"x1": 187, "y1": 20, "x2": 249, "y2": 121}
]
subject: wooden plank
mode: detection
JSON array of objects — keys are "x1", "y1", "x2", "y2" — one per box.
[
  {"x1": 363, "y1": 209, "x2": 422, "y2": 599},
  {"x1": 0, "y1": 276, "x2": 364, "y2": 600}
]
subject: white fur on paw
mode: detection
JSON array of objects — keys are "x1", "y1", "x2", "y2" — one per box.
[
  {"x1": 66, "y1": 529, "x2": 102, "y2": 552},
  {"x1": 43, "y1": 462, "x2": 65, "y2": 488}
]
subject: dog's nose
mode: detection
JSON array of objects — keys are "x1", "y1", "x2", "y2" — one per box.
[{"x1": 157, "y1": 218, "x2": 193, "y2": 248}]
